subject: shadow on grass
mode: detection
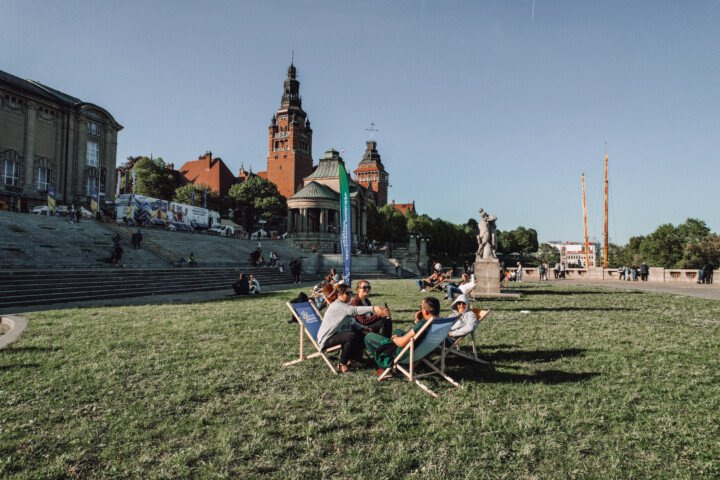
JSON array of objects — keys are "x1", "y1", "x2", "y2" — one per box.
[
  {"x1": 2, "y1": 346, "x2": 60, "y2": 353},
  {"x1": 501, "y1": 307, "x2": 639, "y2": 312},
  {"x1": 0, "y1": 363, "x2": 41, "y2": 370},
  {"x1": 461, "y1": 366, "x2": 600, "y2": 385},
  {"x1": 522, "y1": 289, "x2": 645, "y2": 296},
  {"x1": 485, "y1": 347, "x2": 586, "y2": 364}
]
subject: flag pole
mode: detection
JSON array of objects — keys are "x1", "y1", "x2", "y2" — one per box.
[{"x1": 603, "y1": 144, "x2": 609, "y2": 268}]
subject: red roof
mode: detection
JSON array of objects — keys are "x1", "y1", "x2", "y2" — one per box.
[
  {"x1": 256, "y1": 171, "x2": 268, "y2": 179},
  {"x1": 178, "y1": 152, "x2": 236, "y2": 194},
  {"x1": 391, "y1": 201, "x2": 415, "y2": 214}
]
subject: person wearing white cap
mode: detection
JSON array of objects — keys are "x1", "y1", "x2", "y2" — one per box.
[{"x1": 447, "y1": 294, "x2": 478, "y2": 342}]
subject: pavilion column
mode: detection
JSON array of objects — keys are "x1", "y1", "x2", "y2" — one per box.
[
  {"x1": 287, "y1": 210, "x2": 293, "y2": 234},
  {"x1": 302, "y1": 208, "x2": 308, "y2": 233},
  {"x1": 319, "y1": 208, "x2": 326, "y2": 233}
]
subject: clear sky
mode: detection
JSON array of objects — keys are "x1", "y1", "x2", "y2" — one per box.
[{"x1": 3, "y1": 0, "x2": 718, "y2": 244}]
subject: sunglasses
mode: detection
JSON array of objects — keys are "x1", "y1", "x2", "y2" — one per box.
[{"x1": 360, "y1": 286, "x2": 371, "y2": 291}]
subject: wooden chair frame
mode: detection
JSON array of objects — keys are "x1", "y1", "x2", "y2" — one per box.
[
  {"x1": 377, "y1": 317, "x2": 461, "y2": 398},
  {"x1": 440, "y1": 310, "x2": 492, "y2": 365},
  {"x1": 283, "y1": 301, "x2": 341, "y2": 375}
]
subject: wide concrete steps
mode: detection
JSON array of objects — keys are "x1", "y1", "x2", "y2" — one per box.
[
  {"x1": 0, "y1": 211, "x2": 167, "y2": 268},
  {"x1": 0, "y1": 267, "x2": 324, "y2": 310}
]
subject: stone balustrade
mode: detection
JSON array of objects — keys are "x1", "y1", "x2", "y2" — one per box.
[{"x1": 515, "y1": 266, "x2": 716, "y2": 285}]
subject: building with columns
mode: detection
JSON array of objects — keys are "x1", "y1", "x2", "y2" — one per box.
[
  {"x1": 286, "y1": 148, "x2": 371, "y2": 253},
  {"x1": 263, "y1": 60, "x2": 313, "y2": 200},
  {"x1": 0, "y1": 69, "x2": 122, "y2": 211}
]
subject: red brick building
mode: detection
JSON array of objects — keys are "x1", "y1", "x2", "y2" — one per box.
[
  {"x1": 263, "y1": 61, "x2": 313, "y2": 200},
  {"x1": 353, "y1": 140, "x2": 389, "y2": 207},
  {"x1": 391, "y1": 200, "x2": 416, "y2": 214},
  {"x1": 177, "y1": 151, "x2": 236, "y2": 194}
]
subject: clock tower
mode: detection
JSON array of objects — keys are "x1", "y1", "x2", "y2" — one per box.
[{"x1": 266, "y1": 60, "x2": 313, "y2": 199}]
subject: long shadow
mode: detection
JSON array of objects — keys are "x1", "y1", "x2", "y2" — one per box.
[
  {"x1": 501, "y1": 307, "x2": 639, "y2": 312},
  {"x1": 524, "y1": 289, "x2": 645, "y2": 296},
  {"x1": 0, "y1": 363, "x2": 41, "y2": 370},
  {"x1": 1, "y1": 346, "x2": 60, "y2": 353},
  {"x1": 485, "y1": 348, "x2": 586, "y2": 364},
  {"x1": 458, "y1": 366, "x2": 600, "y2": 385}
]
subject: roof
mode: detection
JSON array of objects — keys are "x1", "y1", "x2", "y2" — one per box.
[
  {"x1": 178, "y1": 154, "x2": 236, "y2": 194},
  {"x1": 392, "y1": 202, "x2": 415, "y2": 214},
  {"x1": 290, "y1": 181, "x2": 339, "y2": 200},
  {"x1": 0, "y1": 69, "x2": 122, "y2": 128}
]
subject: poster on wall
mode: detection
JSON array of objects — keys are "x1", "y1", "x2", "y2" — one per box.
[{"x1": 115, "y1": 194, "x2": 213, "y2": 229}]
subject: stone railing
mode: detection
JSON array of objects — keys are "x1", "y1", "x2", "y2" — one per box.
[{"x1": 516, "y1": 266, "x2": 716, "y2": 285}]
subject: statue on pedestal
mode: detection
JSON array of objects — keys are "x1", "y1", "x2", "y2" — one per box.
[{"x1": 476, "y1": 208, "x2": 498, "y2": 260}]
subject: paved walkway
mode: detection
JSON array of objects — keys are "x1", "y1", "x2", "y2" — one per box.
[{"x1": 531, "y1": 279, "x2": 720, "y2": 301}]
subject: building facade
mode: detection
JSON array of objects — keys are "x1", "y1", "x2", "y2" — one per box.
[
  {"x1": 0, "y1": 70, "x2": 122, "y2": 210},
  {"x1": 353, "y1": 140, "x2": 389, "y2": 206},
  {"x1": 286, "y1": 149, "x2": 369, "y2": 253},
  {"x1": 264, "y1": 61, "x2": 313, "y2": 200}
]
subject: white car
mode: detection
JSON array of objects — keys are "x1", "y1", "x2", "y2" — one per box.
[
  {"x1": 33, "y1": 206, "x2": 51, "y2": 215},
  {"x1": 208, "y1": 225, "x2": 235, "y2": 236}
]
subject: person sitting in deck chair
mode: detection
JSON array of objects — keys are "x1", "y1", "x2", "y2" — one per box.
[
  {"x1": 364, "y1": 297, "x2": 440, "y2": 372},
  {"x1": 415, "y1": 271, "x2": 442, "y2": 292},
  {"x1": 445, "y1": 294, "x2": 478, "y2": 346},
  {"x1": 316, "y1": 284, "x2": 389, "y2": 374},
  {"x1": 444, "y1": 273, "x2": 472, "y2": 301}
]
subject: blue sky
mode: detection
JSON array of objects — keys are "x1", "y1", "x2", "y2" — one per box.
[{"x1": 3, "y1": 0, "x2": 718, "y2": 244}]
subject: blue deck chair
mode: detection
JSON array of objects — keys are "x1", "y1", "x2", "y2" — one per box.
[
  {"x1": 377, "y1": 316, "x2": 461, "y2": 397},
  {"x1": 283, "y1": 301, "x2": 340, "y2": 375}
]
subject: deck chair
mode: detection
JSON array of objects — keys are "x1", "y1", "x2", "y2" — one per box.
[
  {"x1": 442, "y1": 309, "x2": 492, "y2": 366},
  {"x1": 426, "y1": 270, "x2": 453, "y2": 293},
  {"x1": 283, "y1": 301, "x2": 341, "y2": 375},
  {"x1": 377, "y1": 317, "x2": 461, "y2": 397}
]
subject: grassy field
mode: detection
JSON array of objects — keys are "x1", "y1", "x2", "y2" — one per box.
[{"x1": 1, "y1": 280, "x2": 719, "y2": 479}]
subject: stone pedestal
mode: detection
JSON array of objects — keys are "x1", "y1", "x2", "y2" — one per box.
[{"x1": 472, "y1": 259, "x2": 501, "y2": 295}]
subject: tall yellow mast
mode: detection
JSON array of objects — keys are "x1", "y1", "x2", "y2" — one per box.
[
  {"x1": 582, "y1": 173, "x2": 590, "y2": 268},
  {"x1": 604, "y1": 144, "x2": 608, "y2": 267}
]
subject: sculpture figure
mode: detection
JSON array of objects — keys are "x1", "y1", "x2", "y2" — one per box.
[{"x1": 476, "y1": 208, "x2": 498, "y2": 259}]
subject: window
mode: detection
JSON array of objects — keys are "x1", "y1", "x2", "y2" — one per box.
[
  {"x1": 1, "y1": 160, "x2": 19, "y2": 186},
  {"x1": 87, "y1": 122, "x2": 99, "y2": 136},
  {"x1": 86, "y1": 141, "x2": 99, "y2": 166},
  {"x1": 36, "y1": 167, "x2": 50, "y2": 192},
  {"x1": 86, "y1": 176, "x2": 98, "y2": 196}
]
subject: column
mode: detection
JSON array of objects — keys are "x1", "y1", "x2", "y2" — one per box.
[
  {"x1": 319, "y1": 208, "x2": 326, "y2": 233},
  {"x1": 287, "y1": 210, "x2": 293, "y2": 234},
  {"x1": 24, "y1": 102, "x2": 37, "y2": 189}
]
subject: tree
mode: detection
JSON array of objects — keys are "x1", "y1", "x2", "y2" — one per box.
[
  {"x1": 677, "y1": 218, "x2": 710, "y2": 244},
  {"x1": 228, "y1": 177, "x2": 287, "y2": 232},
  {"x1": 173, "y1": 183, "x2": 226, "y2": 213},
  {"x1": 639, "y1": 223, "x2": 685, "y2": 268},
  {"x1": 537, "y1": 243, "x2": 560, "y2": 265},
  {"x1": 132, "y1": 157, "x2": 177, "y2": 200},
  {"x1": 680, "y1": 233, "x2": 720, "y2": 269}
]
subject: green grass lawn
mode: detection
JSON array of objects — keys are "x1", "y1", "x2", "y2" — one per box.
[{"x1": 1, "y1": 281, "x2": 719, "y2": 479}]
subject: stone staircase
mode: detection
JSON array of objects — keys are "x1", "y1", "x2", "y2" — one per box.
[
  {"x1": 0, "y1": 211, "x2": 167, "y2": 268},
  {"x1": 0, "y1": 267, "x2": 325, "y2": 310}
]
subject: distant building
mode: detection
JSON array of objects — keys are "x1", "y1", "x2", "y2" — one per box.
[
  {"x1": 0, "y1": 69, "x2": 123, "y2": 210},
  {"x1": 353, "y1": 140, "x2": 389, "y2": 206},
  {"x1": 391, "y1": 200, "x2": 416, "y2": 215},
  {"x1": 287, "y1": 148, "x2": 370, "y2": 252},
  {"x1": 263, "y1": 61, "x2": 313, "y2": 200},
  {"x1": 553, "y1": 242, "x2": 597, "y2": 267},
  {"x1": 177, "y1": 151, "x2": 236, "y2": 195},
  {"x1": 236, "y1": 163, "x2": 258, "y2": 184}
]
